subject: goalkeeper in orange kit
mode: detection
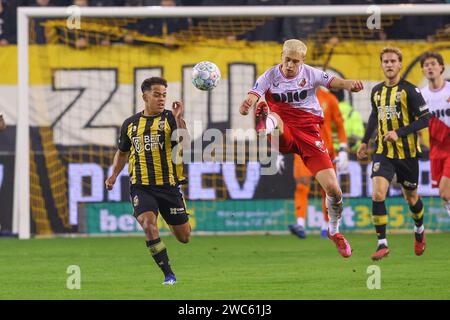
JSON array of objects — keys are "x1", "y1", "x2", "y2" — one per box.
[{"x1": 289, "y1": 86, "x2": 348, "y2": 238}]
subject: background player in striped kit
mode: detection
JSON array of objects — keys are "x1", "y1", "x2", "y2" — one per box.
[
  {"x1": 357, "y1": 47, "x2": 431, "y2": 260},
  {"x1": 105, "y1": 77, "x2": 190, "y2": 285}
]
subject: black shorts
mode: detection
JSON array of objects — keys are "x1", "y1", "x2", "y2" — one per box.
[
  {"x1": 370, "y1": 153, "x2": 419, "y2": 190},
  {"x1": 129, "y1": 184, "x2": 189, "y2": 225}
]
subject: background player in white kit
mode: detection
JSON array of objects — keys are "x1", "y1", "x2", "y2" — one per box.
[
  {"x1": 240, "y1": 39, "x2": 363, "y2": 258},
  {"x1": 420, "y1": 52, "x2": 450, "y2": 216}
]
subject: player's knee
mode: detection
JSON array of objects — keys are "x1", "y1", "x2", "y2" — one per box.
[
  {"x1": 177, "y1": 233, "x2": 190, "y2": 244},
  {"x1": 439, "y1": 189, "x2": 450, "y2": 202},
  {"x1": 372, "y1": 191, "x2": 386, "y2": 202},
  {"x1": 403, "y1": 192, "x2": 418, "y2": 206},
  {"x1": 142, "y1": 220, "x2": 158, "y2": 236},
  {"x1": 324, "y1": 184, "x2": 341, "y2": 199}
]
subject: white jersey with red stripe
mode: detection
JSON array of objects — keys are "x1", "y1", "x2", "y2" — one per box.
[
  {"x1": 249, "y1": 64, "x2": 335, "y2": 128},
  {"x1": 422, "y1": 81, "x2": 450, "y2": 159},
  {"x1": 421, "y1": 81, "x2": 450, "y2": 129}
]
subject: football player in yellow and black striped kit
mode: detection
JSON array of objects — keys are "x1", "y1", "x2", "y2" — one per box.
[
  {"x1": 105, "y1": 77, "x2": 190, "y2": 285},
  {"x1": 357, "y1": 47, "x2": 431, "y2": 261}
]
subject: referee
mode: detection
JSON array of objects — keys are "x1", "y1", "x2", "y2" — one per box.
[
  {"x1": 357, "y1": 47, "x2": 431, "y2": 261},
  {"x1": 106, "y1": 77, "x2": 190, "y2": 285}
]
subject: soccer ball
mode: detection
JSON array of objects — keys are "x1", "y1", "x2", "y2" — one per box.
[{"x1": 191, "y1": 61, "x2": 221, "y2": 91}]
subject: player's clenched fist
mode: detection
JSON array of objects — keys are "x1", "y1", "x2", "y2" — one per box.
[
  {"x1": 240, "y1": 98, "x2": 253, "y2": 115},
  {"x1": 356, "y1": 143, "x2": 368, "y2": 160},
  {"x1": 105, "y1": 175, "x2": 117, "y2": 191},
  {"x1": 350, "y1": 81, "x2": 364, "y2": 92}
]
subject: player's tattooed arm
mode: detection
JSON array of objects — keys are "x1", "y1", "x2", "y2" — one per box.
[{"x1": 240, "y1": 93, "x2": 259, "y2": 115}]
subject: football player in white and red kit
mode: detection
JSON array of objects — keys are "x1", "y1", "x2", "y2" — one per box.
[
  {"x1": 239, "y1": 39, "x2": 363, "y2": 258},
  {"x1": 420, "y1": 52, "x2": 450, "y2": 216}
]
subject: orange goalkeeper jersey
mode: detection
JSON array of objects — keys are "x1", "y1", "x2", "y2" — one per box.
[{"x1": 316, "y1": 87, "x2": 347, "y2": 159}]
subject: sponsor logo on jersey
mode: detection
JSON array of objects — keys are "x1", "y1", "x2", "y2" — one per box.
[
  {"x1": 322, "y1": 72, "x2": 329, "y2": 80},
  {"x1": 431, "y1": 108, "x2": 450, "y2": 118},
  {"x1": 271, "y1": 90, "x2": 307, "y2": 103},
  {"x1": 133, "y1": 135, "x2": 163, "y2": 152},
  {"x1": 378, "y1": 105, "x2": 401, "y2": 120}
]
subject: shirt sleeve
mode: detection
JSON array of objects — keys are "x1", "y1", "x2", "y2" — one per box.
[
  {"x1": 408, "y1": 85, "x2": 429, "y2": 119},
  {"x1": 362, "y1": 88, "x2": 379, "y2": 144},
  {"x1": 310, "y1": 66, "x2": 335, "y2": 89},
  {"x1": 248, "y1": 70, "x2": 271, "y2": 99},
  {"x1": 118, "y1": 119, "x2": 132, "y2": 152}
]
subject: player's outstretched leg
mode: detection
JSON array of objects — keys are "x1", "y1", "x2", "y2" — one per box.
[
  {"x1": 137, "y1": 212, "x2": 177, "y2": 285},
  {"x1": 254, "y1": 101, "x2": 282, "y2": 136},
  {"x1": 255, "y1": 101, "x2": 269, "y2": 134},
  {"x1": 316, "y1": 169, "x2": 352, "y2": 258},
  {"x1": 371, "y1": 200, "x2": 390, "y2": 261},
  {"x1": 408, "y1": 196, "x2": 426, "y2": 256},
  {"x1": 326, "y1": 195, "x2": 352, "y2": 258}
]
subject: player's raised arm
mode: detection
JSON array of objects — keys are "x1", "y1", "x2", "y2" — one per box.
[
  {"x1": 329, "y1": 77, "x2": 364, "y2": 92},
  {"x1": 172, "y1": 101, "x2": 187, "y2": 130},
  {"x1": 239, "y1": 93, "x2": 259, "y2": 116},
  {"x1": 172, "y1": 100, "x2": 191, "y2": 145}
]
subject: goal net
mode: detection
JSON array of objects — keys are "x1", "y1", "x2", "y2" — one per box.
[{"x1": 13, "y1": 5, "x2": 450, "y2": 238}]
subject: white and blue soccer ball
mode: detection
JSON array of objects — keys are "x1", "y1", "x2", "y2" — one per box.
[{"x1": 191, "y1": 61, "x2": 221, "y2": 91}]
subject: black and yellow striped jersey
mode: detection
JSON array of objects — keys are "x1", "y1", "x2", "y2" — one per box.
[
  {"x1": 118, "y1": 110, "x2": 186, "y2": 186},
  {"x1": 368, "y1": 79, "x2": 430, "y2": 159}
]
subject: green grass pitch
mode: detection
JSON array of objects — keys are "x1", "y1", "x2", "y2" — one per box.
[{"x1": 1, "y1": 234, "x2": 449, "y2": 299}]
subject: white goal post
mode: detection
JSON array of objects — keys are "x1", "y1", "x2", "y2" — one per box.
[{"x1": 15, "y1": 4, "x2": 450, "y2": 239}]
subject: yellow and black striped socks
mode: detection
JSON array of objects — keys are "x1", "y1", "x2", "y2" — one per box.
[
  {"x1": 372, "y1": 201, "x2": 388, "y2": 242},
  {"x1": 146, "y1": 238, "x2": 174, "y2": 277},
  {"x1": 410, "y1": 198, "x2": 424, "y2": 242}
]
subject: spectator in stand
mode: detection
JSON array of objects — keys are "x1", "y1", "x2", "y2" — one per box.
[
  {"x1": 282, "y1": 0, "x2": 332, "y2": 42},
  {"x1": 0, "y1": 0, "x2": 11, "y2": 46},
  {"x1": 123, "y1": 0, "x2": 190, "y2": 45},
  {"x1": 245, "y1": 0, "x2": 284, "y2": 42}
]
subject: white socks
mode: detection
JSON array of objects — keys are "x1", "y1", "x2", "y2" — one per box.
[
  {"x1": 378, "y1": 238, "x2": 388, "y2": 247},
  {"x1": 445, "y1": 200, "x2": 450, "y2": 217},
  {"x1": 265, "y1": 114, "x2": 278, "y2": 135},
  {"x1": 326, "y1": 194, "x2": 342, "y2": 236},
  {"x1": 297, "y1": 217, "x2": 305, "y2": 228}
]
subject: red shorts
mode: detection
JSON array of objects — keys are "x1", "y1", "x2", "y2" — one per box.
[
  {"x1": 275, "y1": 123, "x2": 333, "y2": 176},
  {"x1": 431, "y1": 157, "x2": 450, "y2": 188}
]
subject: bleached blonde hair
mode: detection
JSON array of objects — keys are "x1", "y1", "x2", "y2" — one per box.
[{"x1": 282, "y1": 39, "x2": 307, "y2": 57}]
